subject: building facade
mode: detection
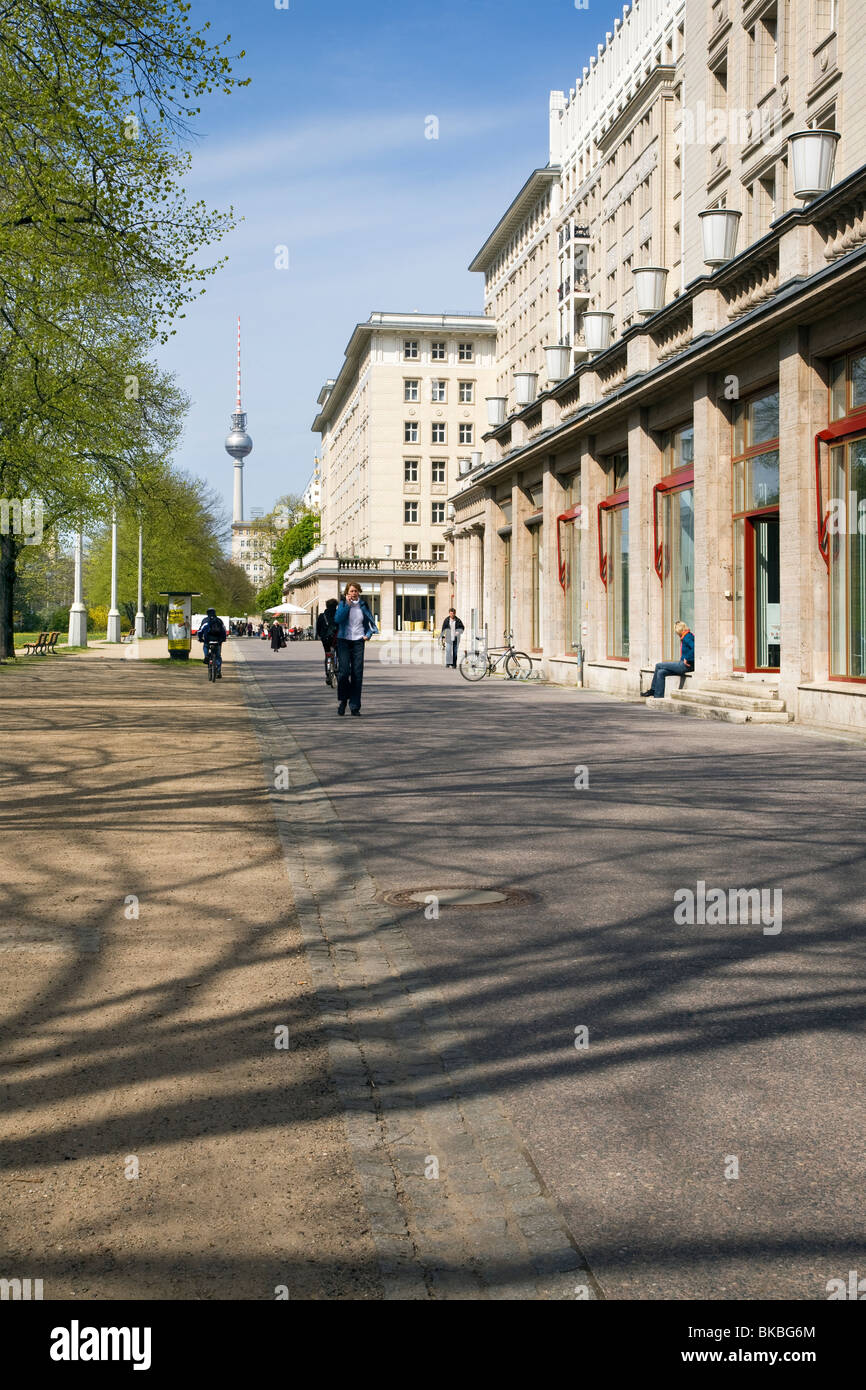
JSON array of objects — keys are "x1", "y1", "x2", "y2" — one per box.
[
  {"x1": 451, "y1": 0, "x2": 866, "y2": 733},
  {"x1": 284, "y1": 312, "x2": 496, "y2": 632}
]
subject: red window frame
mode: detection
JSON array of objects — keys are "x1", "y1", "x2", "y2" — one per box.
[
  {"x1": 597, "y1": 488, "x2": 629, "y2": 587},
  {"x1": 557, "y1": 503, "x2": 582, "y2": 590},
  {"x1": 814, "y1": 408, "x2": 866, "y2": 569},
  {"x1": 652, "y1": 466, "x2": 695, "y2": 582}
]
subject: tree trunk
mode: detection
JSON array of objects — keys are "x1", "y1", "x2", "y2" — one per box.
[{"x1": 0, "y1": 529, "x2": 18, "y2": 659}]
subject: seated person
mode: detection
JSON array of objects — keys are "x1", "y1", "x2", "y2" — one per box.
[{"x1": 641, "y1": 621, "x2": 694, "y2": 699}]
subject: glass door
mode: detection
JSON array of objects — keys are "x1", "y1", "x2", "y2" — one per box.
[{"x1": 749, "y1": 514, "x2": 780, "y2": 670}]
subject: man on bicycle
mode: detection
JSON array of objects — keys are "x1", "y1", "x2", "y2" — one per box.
[
  {"x1": 315, "y1": 598, "x2": 339, "y2": 685},
  {"x1": 198, "y1": 608, "x2": 227, "y2": 678}
]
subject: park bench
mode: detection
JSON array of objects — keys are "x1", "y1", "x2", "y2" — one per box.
[
  {"x1": 45, "y1": 631, "x2": 59, "y2": 653},
  {"x1": 21, "y1": 631, "x2": 48, "y2": 655},
  {"x1": 121, "y1": 631, "x2": 136, "y2": 644}
]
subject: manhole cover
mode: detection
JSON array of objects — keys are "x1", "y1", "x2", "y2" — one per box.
[{"x1": 382, "y1": 886, "x2": 537, "y2": 909}]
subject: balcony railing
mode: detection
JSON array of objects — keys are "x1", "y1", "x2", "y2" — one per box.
[{"x1": 336, "y1": 557, "x2": 444, "y2": 572}]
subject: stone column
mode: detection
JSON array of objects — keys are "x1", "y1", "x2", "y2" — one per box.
[
  {"x1": 68, "y1": 530, "x2": 87, "y2": 647},
  {"x1": 380, "y1": 575, "x2": 396, "y2": 634},
  {"x1": 469, "y1": 526, "x2": 484, "y2": 633},
  {"x1": 778, "y1": 326, "x2": 825, "y2": 700},
  {"x1": 627, "y1": 406, "x2": 659, "y2": 682},
  {"x1": 693, "y1": 373, "x2": 731, "y2": 679}
]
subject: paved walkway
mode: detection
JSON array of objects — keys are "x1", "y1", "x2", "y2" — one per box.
[
  {"x1": 0, "y1": 647, "x2": 380, "y2": 1300},
  {"x1": 239, "y1": 639, "x2": 866, "y2": 1301}
]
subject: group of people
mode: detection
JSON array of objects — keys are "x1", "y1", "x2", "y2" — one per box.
[{"x1": 200, "y1": 594, "x2": 696, "y2": 707}]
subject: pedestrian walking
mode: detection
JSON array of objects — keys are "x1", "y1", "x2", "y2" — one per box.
[
  {"x1": 316, "y1": 598, "x2": 339, "y2": 684},
  {"x1": 334, "y1": 582, "x2": 378, "y2": 715},
  {"x1": 270, "y1": 620, "x2": 286, "y2": 652},
  {"x1": 441, "y1": 608, "x2": 465, "y2": 668},
  {"x1": 641, "y1": 620, "x2": 695, "y2": 698}
]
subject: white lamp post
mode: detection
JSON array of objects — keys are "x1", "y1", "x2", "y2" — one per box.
[
  {"x1": 581, "y1": 311, "x2": 615, "y2": 354},
  {"x1": 486, "y1": 396, "x2": 508, "y2": 427},
  {"x1": 699, "y1": 208, "x2": 742, "y2": 267},
  {"x1": 788, "y1": 129, "x2": 841, "y2": 200},
  {"x1": 107, "y1": 506, "x2": 121, "y2": 642},
  {"x1": 513, "y1": 372, "x2": 539, "y2": 407},
  {"x1": 633, "y1": 266, "x2": 669, "y2": 316},
  {"x1": 134, "y1": 522, "x2": 145, "y2": 637},
  {"x1": 68, "y1": 529, "x2": 87, "y2": 647}
]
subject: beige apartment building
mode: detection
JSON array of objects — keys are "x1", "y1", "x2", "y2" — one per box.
[
  {"x1": 451, "y1": 0, "x2": 866, "y2": 733},
  {"x1": 284, "y1": 312, "x2": 495, "y2": 633}
]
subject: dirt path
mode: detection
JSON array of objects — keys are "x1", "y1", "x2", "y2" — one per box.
[{"x1": 0, "y1": 648, "x2": 381, "y2": 1300}]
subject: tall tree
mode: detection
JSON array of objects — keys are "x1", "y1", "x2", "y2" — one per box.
[{"x1": 0, "y1": 2, "x2": 245, "y2": 656}]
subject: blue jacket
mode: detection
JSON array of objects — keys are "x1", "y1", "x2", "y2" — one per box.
[
  {"x1": 334, "y1": 598, "x2": 378, "y2": 640},
  {"x1": 198, "y1": 616, "x2": 226, "y2": 646},
  {"x1": 681, "y1": 631, "x2": 695, "y2": 667}
]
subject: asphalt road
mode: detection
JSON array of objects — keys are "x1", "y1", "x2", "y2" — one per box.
[{"x1": 246, "y1": 637, "x2": 866, "y2": 1300}]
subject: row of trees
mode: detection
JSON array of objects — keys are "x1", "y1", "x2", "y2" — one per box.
[{"x1": 0, "y1": 1, "x2": 248, "y2": 656}]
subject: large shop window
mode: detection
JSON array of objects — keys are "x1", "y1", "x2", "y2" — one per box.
[
  {"x1": 528, "y1": 519, "x2": 543, "y2": 650},
  {"x1": 732, "y1": 389, "x2": 780, "y2": 671},
  {"x1": 396, "y1": 583, "x2": 435, "y2": 631},
  {"x1": 502, "y1": 531, "x2": 512, "y2": 639},
  {"x1": 656, "y1": 425, "x2": 695, "y2": 660},
  {"x1": 598, "y1": 453, "x2": 629, "y2": 659},
  {"x1": 822, "y1": 347, "x2": 866, "y2": 680}
]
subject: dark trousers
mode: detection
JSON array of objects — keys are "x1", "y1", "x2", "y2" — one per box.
[
  {"x1": 337, "y1": 638, "x2": 365, "y2": 709},
  {"x1": 648, "y1": 660, "x2": 689, "y2": 698}
]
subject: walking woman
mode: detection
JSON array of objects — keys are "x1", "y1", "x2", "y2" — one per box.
[
  {"x1": 334, "y1": 582, "x2": 378, "y2": 715},
  {"x1": 270, "y1": 618, "x2": 286, "y2": 652}
]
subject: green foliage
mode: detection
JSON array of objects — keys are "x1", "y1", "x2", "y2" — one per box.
[
  {"x1": 255, "y1": 579, "x2": 282, "y2": 613},
  {"x1": 85, "y1": 468, "x2": 256, "y2": 620},
  {"x1": 0, "y1": 2, "x2": 246, "y2": 655},
  {"x1": 270, "y1": 512, "x2": 321, "y2": 579}
]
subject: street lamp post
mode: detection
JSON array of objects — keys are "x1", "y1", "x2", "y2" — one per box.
[
  {"x1": 107, "y1": 506, "x2": 121, "y2": 642},
  {"x1": 68, "y1": 529, "x2": 88, "y2": 647},
  {"x1": 134, "y1": 523, "x2": 145, "y2": 638}
]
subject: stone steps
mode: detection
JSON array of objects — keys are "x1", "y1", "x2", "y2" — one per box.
[
  {"x1": 692, "y1": 677, "x2": 780, "y2": 700},
  {"x1": 671, "y1": 688, "x2": 787, "y2": 713},
  {"x1": 648, "y1": 677, "x2": 792, "y2": 724}
]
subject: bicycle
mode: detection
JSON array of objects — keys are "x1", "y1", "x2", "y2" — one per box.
[
  {"x1": 324, "y1": 646, "x2": 337, "y2": 688},
  {"x1": 459, "y1": 634, "x2": 533, "y2": 682},
  {"x1": 205, "y1": 639, "x2": 222, "y2": 682}
]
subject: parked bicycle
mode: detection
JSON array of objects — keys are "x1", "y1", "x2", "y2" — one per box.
[{"x1": 459, "y1": 633, "x2": 533, "y2": 682}]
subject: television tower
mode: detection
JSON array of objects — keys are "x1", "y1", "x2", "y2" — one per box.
[{"x1": 225, "y1": 316, "x2": 253, "y2": 524}]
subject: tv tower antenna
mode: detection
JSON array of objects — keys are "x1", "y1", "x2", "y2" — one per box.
[{"x1": 225, "y1": 315, "x2": 253, "y2": 525}]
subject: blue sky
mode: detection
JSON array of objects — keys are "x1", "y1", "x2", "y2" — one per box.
[{"x1": 163, "y1": 0, "x2": 627, "y2": 519}]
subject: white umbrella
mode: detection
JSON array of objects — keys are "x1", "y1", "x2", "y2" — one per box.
[{"x1": 264, "y1": 602, "x2": 309, "y2": 616}]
